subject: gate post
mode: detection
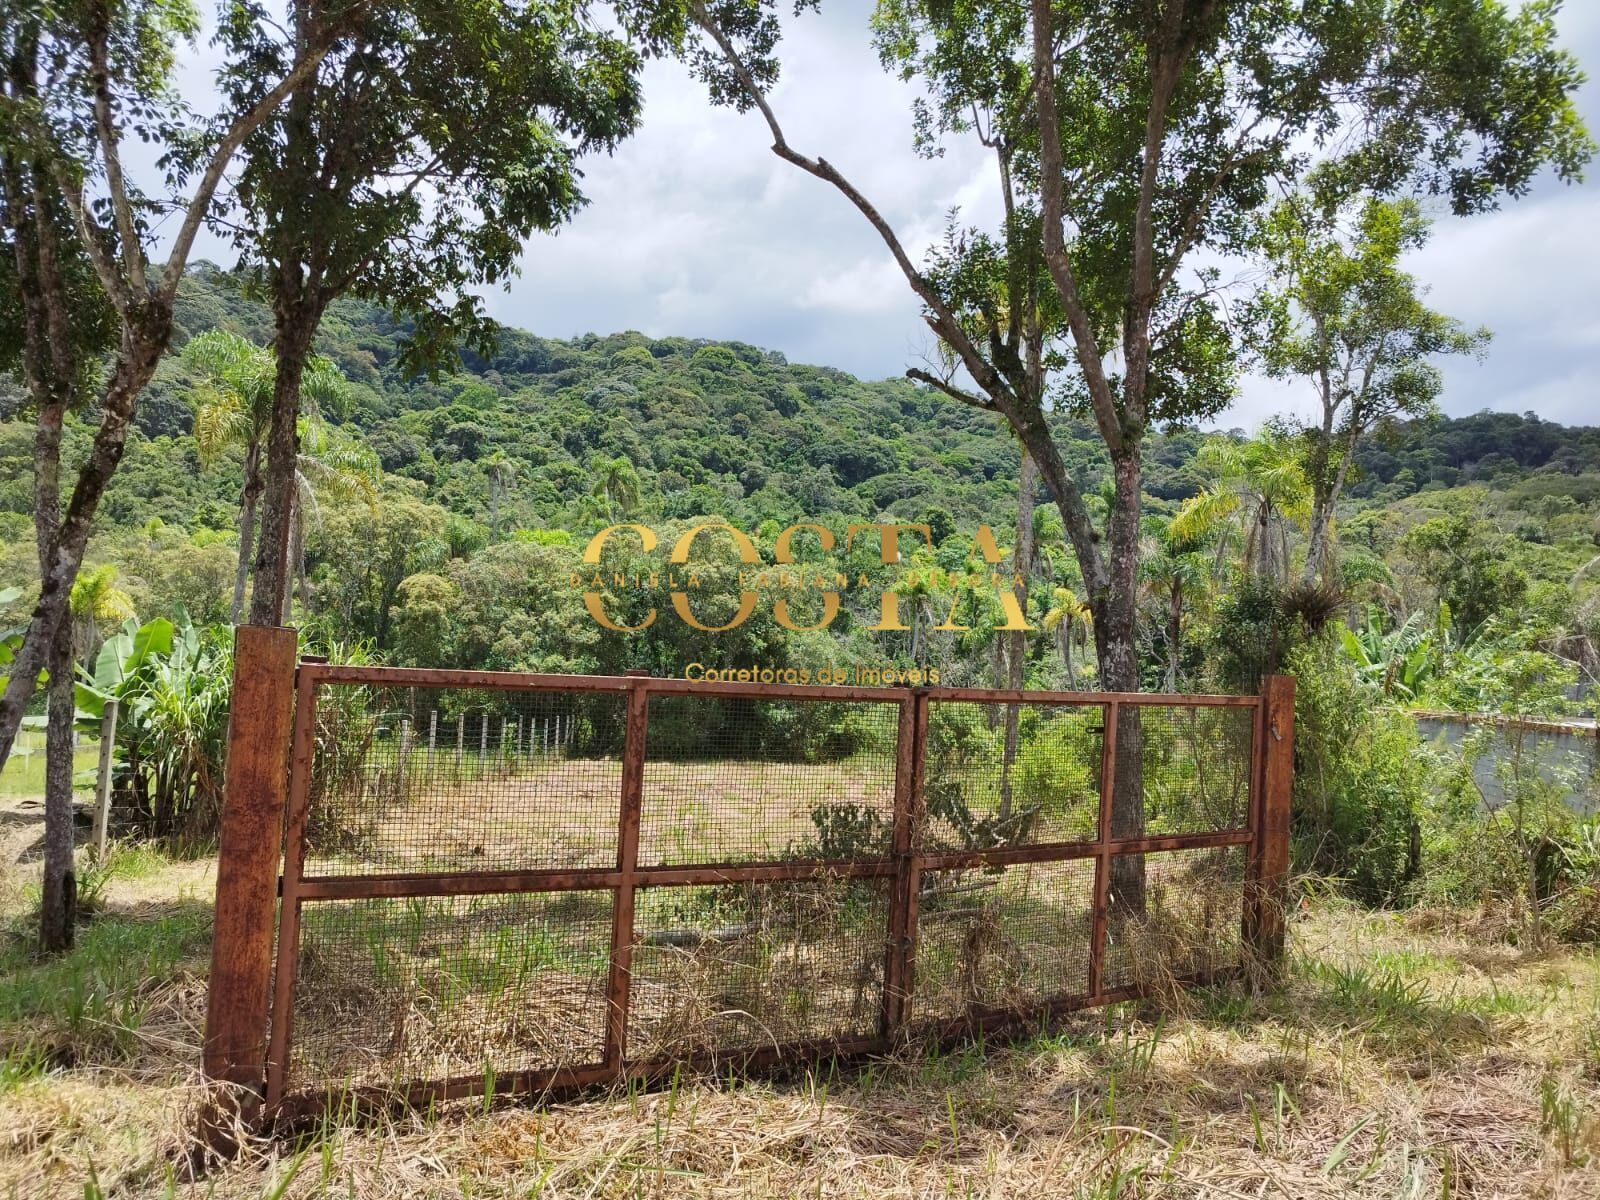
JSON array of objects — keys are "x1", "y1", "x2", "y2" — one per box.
[
  {"x1": 604, "y1": 670, "x2": 650, "y2": 1077},
  {"x1": 1246, "y1": 674, "x2": 1295, "y2": 977},
  {"x1": 882, "y1": 689, "x2": 927, "y2": 1034},
  {"x1": 203, "y1": 625, "x2": 298, "y2": 1103}
]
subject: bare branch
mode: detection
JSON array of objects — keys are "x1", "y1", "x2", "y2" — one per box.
[{"x1": 906, "y1": 367, "x2": 996, "y2": 411}]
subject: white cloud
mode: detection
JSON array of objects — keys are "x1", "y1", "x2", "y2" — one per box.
[{"x1": 146, "y1": 1, "x2": 1600, "y2": 422}]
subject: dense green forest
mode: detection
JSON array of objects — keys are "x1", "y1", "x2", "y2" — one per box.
[{"x1": 2, "y1": 264, "x2": 1597, "y2": 701}]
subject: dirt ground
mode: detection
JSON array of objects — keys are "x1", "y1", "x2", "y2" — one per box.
[{"x1": 4, "y1": 792, "x2": 1600, "y2": 1199}]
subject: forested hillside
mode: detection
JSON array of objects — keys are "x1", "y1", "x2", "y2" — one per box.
[{"x1": 1, "y1": 265, "x2": 1597, "y2": 693}]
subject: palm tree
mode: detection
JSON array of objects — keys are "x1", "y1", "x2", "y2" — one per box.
[
  {"x1": 288, "y1": 420, "x2": 383, "y2": 616},
  {"x1": 68, "y1": 564, "x2": 135, "y2": 663},
  {"x1": 485, "y1": 455, "x2": 519, "y2": 542},
  {"x1": 1170, "y1": 432, "x2": 1311, "y2": 584},
  {"x1": 1042, "y1": 585, "x2": 1092, "y2": 688},
  {"x1": 589, "y1": 455, "x2": 641, "y2": 522},
  {"x1": 1139, "y1": 525, "x2": 1210, "y2": 692},
  {"x1": 184, "y1": 331, "x2": 351, "y2": 620}
]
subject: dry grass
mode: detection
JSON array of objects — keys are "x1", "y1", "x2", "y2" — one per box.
[
  {"x1": 305, "y1": 757, "x2": 895, "y2": 875},
  {"x1": 5, "y1": 812, "x2": 1600, "y2": 1197}
]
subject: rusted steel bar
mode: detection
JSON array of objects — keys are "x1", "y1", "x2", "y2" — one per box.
[
  {"x1": 275, "y1": 1033, "x2": 892, "y2": 1117},
  {"x1": 1248, "y1": 675, "x2": 1296, "y2": 974},
  {"x1": 270, "y1": 1061, "x2": 617, "y2": 1124},
  {"x1": 911, "y1": 969, "x2": 1229, "y2": 1045},
  {"x1": 202, "y1": 626, "x2": 298, "y2": 1097},
  {"x1": 288, "y1": 830, "x2": 1254, "y2": 903},
  {"x1": 298, "y1": 661, "x2": 1263, "y2": 709},
  {"x1": 263, "y1": 667, "x2": 321, "y2": 1109},
  {"x1": 1087, "y1": 700, "x2": 1119, "y2": 1000},
  {"x1": 913, "y1": 829, "x2": 1253, "y2": 875},
  {"x1": 895, "y1": 691, "x2": 930, "y2": 1025},
  {"x1": 881, "y1": 695, "x2": 918, "y2": 1035},
  {"x1": 294, "y1": 858, "x2": 900, "y2": 901},
  {"x1": 924, "y1": 686, "x2": 1260, "y2": 707},
  {"x1": 604, "y1": 675, "x2": 649, "y2": 1072},
  {"x1": 634, "y1": 675, "x2": 910, "y2": 703},
  {"x1": 272, "y1": 967, "x2": 1235, "y2": 1120},
  {"x1": 1241, "y1": 683, "x2": 1271, "y2": 953},
  {"x1": 298, "y1": 663, "x2": 637, "y2": 691}
]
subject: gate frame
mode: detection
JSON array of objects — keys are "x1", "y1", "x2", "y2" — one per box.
[{"x1": 203, "y1": 625, "x2": 1294, "y2": 1112}]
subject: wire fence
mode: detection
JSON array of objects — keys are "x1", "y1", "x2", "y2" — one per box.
[{"x1": 202, "y1": 646, "x2": 1294, "y2": 1115}]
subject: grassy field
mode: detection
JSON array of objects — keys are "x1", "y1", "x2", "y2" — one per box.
[
  {"x1": 0, "y1": 729, "x2": 100, "y2": 799},
  {"x1": 3, "y1": 800, "x2": 1600, "y2": 1197}
]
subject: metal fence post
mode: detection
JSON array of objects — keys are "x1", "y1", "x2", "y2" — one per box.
[
  {"x1": 1246, "y1": 675, "x2": 1295, "y2": 976},
  {"x1": 202, "y1": 626, "x2": 298, "y2": 1103},
  {"x1": 882, "y1": 691, "x2": 925, "y2": 1034},
  {"x1": 605, "y1": 671, "x2": 651, "y2": 1076},
  {"x1": 1087, "y1": 699, "x2": 1120, "y2": 1000}
]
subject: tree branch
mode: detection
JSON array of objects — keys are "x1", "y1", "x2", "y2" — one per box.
[
  {"x1": 50, "y1": 170, "x2": 130, "y2": 315},
  {"x1": 1027, "y1": 0, "x2": 1124, "y2": 457},
  {"x1": 85, "y1": 1, "x2": 145, "y2": 296},
  {"x1": 906, "y1": 367, "x2": 996, "y2": 411},
  {"x1": 157, "y1": 17, "x2": 348, "y2": 301}
]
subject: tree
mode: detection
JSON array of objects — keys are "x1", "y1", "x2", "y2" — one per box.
[
  {"x1": 1, "y1": 0, "x2": 334, "y2": 950},
  {"x1": 691, "y1": 0, "x2": 1591, "y2": 907},
  {"x1": 1171, "y1": 432, "x2": 1311, "y2": 585},
  {"x1": 1248, "y1": 195, "x2": 1491, "y2": 582},
  {"x1": 285, "y1": 418, "x2": 383, "y2": 616},
  {"x1": 485, "y1": 455, "x2": 519, "y2": 543},
  {"x1": 2, "y1": 25, "x2": 117, "y2": 954},
  {"x1": 68, "y1": 563, "x2": 134, "y2": 661},
  {"x1": 0, "y1": 0, "x2": 340, "y2": 792},
  {"x1": 309, "y1": 493, "x2": 449, "y2": 647},
  {"x1": 1405, "y1": 512, "x2": 1530, "y2": 637},
  {"x1": 1139, "y1": 523, "x2": 1208, "y2": 692},
  {"x1": 591, "y1": 454, "x2": 642, "y2": 522},
  {"x1": 183, "y1": 330, "x2": 351, "y2": 620},
  {"x1": 1042, "y1": 585, "x2": 1091, "y2": 689},
  {"x1": 213, "y1": 0, "x2": 674, "y2": 625}
]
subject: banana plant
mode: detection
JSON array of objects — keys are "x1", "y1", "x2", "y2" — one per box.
[{"x1": 1339, "y1": 603, "x2": 1450, "y2": 701}]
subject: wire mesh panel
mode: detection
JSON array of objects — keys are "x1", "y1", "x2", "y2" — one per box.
[
  {"x1": 288, "y1": 889, "x2": 613, "y2": 1093},
  {"x1": 626, "y1": 878, "x2": 892, "y2": 1059},
  {"x1": 1136, "y1": 704, "x2": 1256, "y2": 835},
  {"x1": 638, "y1": 695, "x2": 900, "y2": 865},
  {"x1": 908, "y1": 859, "x2": 1096, "y2": 1025},
  {"x1": 247, "y1": 667, "x2": 1279, "y2": 1111},
  {"x1": 917, "y1": 701, "x2": 1103, "y2": 851},
  {"x1": 303, "y1": 685, "x2": 627, "y2": 876},
  {"x1": 1102, "y1": 845, "x2": 1247, "y2": 993}
]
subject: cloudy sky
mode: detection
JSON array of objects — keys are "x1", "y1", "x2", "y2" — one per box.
[{"x1": 173, "y1": 2, "x2": 1600, "y2": 429}]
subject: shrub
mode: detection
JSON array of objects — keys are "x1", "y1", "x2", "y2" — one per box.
[
  {"x1": 1013, "y1": 711, "x2": 1099, "y2": 827},
  {"x1": 1419, "y1": 723, "x2": 1599, "y2": 946},
  {"x1": 1288, "y1": 634, "x2": 1429, "y2": 905}
]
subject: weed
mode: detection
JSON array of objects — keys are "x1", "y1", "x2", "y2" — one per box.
[{"x1": 1540, "y1": 1074, "x2": 1591, "y2": 1167}]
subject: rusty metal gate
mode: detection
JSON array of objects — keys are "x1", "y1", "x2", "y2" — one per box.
[{"x1": 202, "y1": 627, "x2": 1293, "y2": 1114}]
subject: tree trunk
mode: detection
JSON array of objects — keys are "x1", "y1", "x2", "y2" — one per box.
[
  {"x1": 39, "y1": 619, "x2": 76, "y2": 951},
  {"x1": 249, "y1": 311, "x2": 314, "y2": 625},
  {"x1": 1166, "y1": 580, "x2": 1182, "y2": 692},
  {"x1": 231, "y1": 443, "x2": 262, "y2": 623},
  {"x1": 1100, "y1": 450, "x2": 1145, "y2": 914},
  {"x1": 0, "y1": 325, "x2": 167, "y2": 769},
  {"x1": 291, "y1": 491, "x2": 308, "y2": 615},
  {"x1": 1057, "y1": 619, "x2": 1076, "y2": 688},
  {"x1": 998, "y1": 450, "x2": 1037, "y2": 823}
]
